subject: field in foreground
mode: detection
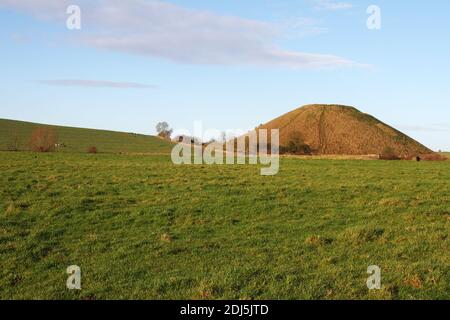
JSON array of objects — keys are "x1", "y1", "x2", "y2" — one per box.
[{"x1": 0, "y1": 152, "x2": 449, "y2": 299}]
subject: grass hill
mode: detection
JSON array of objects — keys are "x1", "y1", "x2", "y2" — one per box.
[
  {"x1": 258, "y1": 104, "x2": 432, "y2": 157},
  {"x1": 0, "y1": 119, "x2": 173, "y2": 154}
]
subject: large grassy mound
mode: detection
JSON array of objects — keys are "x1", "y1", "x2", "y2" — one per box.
[
  {"x1": 0, "y1": 152, "x2": 448, "y2": 299},
  {"x1": 0, "y1": 119, "x2": 173, "y2": 154},
  {"x1": 258, "y1": 105, "x2": 432, "y2": 157}
]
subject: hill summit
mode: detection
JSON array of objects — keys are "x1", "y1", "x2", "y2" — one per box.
[{"x1": 258, "y1": 104, "x2": 431, "y2": 157}]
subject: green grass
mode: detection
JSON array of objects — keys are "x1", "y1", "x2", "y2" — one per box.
[
  {"x1": 0, "y1": 152, "x2": 449, "y2": 300},
  {"x1": 0, "y1": 119, "x2": 173, "y2": 154}
]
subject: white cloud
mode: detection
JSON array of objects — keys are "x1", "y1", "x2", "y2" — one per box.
[
  {"x1": 0, "y1": 0, "x2": 364, "y2": 69},
  {"x1": 37, "y1": 79, "x2": 157, "y2": 89},
  {"x1": 311, "y1": 0, "x2": 353, "y2": 11}
]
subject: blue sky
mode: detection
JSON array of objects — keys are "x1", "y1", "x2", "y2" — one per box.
[{"x1": 0, "y1": 0, "x2": 449, "y2": 150}]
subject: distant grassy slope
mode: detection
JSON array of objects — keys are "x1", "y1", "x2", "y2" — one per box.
[{"x1": 0, "y1": 119, "x2": 173, "y2": 154}]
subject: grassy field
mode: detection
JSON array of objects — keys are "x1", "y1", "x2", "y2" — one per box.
[
  {"x1": 0, "y1": 152, "x2": 448, "y2": 300},
  {"x1": 0, "y1": 119, "x2": 173, "y2": 154}
]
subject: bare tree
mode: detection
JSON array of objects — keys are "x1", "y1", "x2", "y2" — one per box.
[
  {"x1": 156, "y1": 122, "x2": 173, "y2": 140},
  {"x1": 220, "y1": 131, "x2": 227, "y2": 143},
  {"x1": 30, "y1": 127, "x2": 58, "y2": 152}
]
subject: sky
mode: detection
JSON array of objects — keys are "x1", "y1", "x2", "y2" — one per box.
[{"x1": 0, "y1": 0, "x2": 449, "y2": 150}]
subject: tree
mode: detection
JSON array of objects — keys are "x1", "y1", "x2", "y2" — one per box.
[
  {"x1": 156, "y1": 122, "x2": 173, "y2": 139},
  {"x1": 220, "y1": 131, "x2": 227, "y2": 143},
  {"x1": 30, "y1": 127, "x2": 58, "y2": 152}
]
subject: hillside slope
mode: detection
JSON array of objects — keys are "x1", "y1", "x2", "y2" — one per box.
[
  {"x1": 258, "y1": 104, "x2": 432, "y2": 157},
  {"x1": 0, "y1": 119, "x2": 173, "y2": 154}
]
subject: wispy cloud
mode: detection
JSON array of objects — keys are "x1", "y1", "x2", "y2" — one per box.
[
  {"x1": 279, "y1": 17, "x2": 329, "y2": 39},
  {"x1": 311, "y1": 0, "x2": 353, "y2": 11},
  {"x1": 0, "y1": 0, "x2": 365, "y2": 69},
  {"x1": 10, "y1": 32, "x2": 32, "y2": 44},
  {"x1": 37, "y1": 79, "x2": 157, "y2": 89}
]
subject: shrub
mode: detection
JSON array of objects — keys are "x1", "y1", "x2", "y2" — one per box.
[
  {"x1": 380, "y1": 146, "x2": 400, "y2": 160},
  {"x1": 281, "y1": 132, "x2": 312, "y2": 155},
  {"x1": 87, "y1": 146, "x2": 98, "y2": 154},
  {"x1": 420, "y1": 153, "x2": 447, "y2": 161},
  {"x1": 30, "y1": 127, "x2": 58, "y2": 152}
]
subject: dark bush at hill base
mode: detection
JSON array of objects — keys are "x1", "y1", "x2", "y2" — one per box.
[
  {"x1": 379, "y1": 147, "x2": 401, "y2": 160},
  {"x1": 280, "y1": 132, "x2": 312, "y2": 155}
]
